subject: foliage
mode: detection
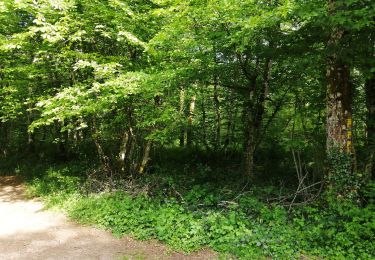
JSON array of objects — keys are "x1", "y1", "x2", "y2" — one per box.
[
  {"x1": 22, "y1": 162, "x2": 375, "y2": 259},
  {"x1": 1, "y1": 0, "x2": 374, "y2": 258},
  {"x1": 327, "y1": 148, "x2": 364, "y2": 200},
  {"x1": 0, "y1": 0, "x2": 373, "y2": 180}
]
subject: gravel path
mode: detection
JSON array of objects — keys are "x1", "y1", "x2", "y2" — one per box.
[{"x1": 0, "y1": 176, "x2": 216, "y2": 260}]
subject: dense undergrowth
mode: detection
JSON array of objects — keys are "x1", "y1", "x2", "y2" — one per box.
[{"x1": 1, "y1": 158, "x2": 374, "y2": 259}]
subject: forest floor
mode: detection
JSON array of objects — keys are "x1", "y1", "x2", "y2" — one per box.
[{"x1": 0, "y1": 176, "x2": 217, "y2": 260}]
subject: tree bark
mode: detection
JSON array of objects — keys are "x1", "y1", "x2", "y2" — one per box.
[
  {"x1": 213, "y1": 80, "x2": 221, "y2": 150},
  {"x1": 243, "y1": 58, "x2": 271, "y2": 180},
  {"x1": 200, "y1": 89, "x2": 210, "y2": 150},
  {"x1": 27, "y1": 99, "x2": 35, "y2": 154},
  {"x1": 243, "y1": 74, "x2": 258, "y2": 180},
  {"x1": 326, "y1": 0, "x2": 353, "y2": 155},
  {"x1": 243, "y1": 121, "x2": 256, "y2": 179},
  {"x1": 179, "y1": 87, "x2": 185, "y2": 147},
  {"x1": 325, "y1": 0, "x2": 359, "y2": 199},
  {"x1": 365, "y1": 72, "x2": 375, "y2": 178},
  {"x1": 224, "y1": 100, "x2": 234, "y2": 150},
  {"x1": 186, "y1": 95, "x2": 196, "y2": 146},
  {"x1": 0, "y1": 122, "x2": 8, "y2": 158},
  {"x1": 118, "y1": 130, "x2": 129, "y2": 171},
  {"x1": 326, "y1": 59, "x2": 353, "y2": 153},
  {"x1": 138, "y1": 141, "x2": 152, "y2": 174}
]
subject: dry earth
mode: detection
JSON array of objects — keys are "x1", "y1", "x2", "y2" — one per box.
[{"x1": 0, "y1": 176, "x2": 217, "y2": 260}]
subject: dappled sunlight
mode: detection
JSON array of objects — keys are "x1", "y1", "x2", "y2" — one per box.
[
  {"x1": 0, "y1": 176, "x2": 60, "y2": 238},
  {"x1": 0, "y1": 224, "x2": 128, "y2": 260},
  {"x1": 0, "y1": 198, "x2": 63, "y2": 238},
  {"x1": 0, "y1": 184, "x2": 26, "y2": 202},
  {"x1": 0, "y1": 176, "x2": 26, "y2": 202}
]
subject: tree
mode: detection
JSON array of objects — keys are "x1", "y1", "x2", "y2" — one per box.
[{"x1": 324, "y1": 0, "x2": 375, "y2": 197}]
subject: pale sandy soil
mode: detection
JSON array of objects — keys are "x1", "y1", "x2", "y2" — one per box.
[{"x1": 0, "y1": 176, "x2": 217, "y2": 260}]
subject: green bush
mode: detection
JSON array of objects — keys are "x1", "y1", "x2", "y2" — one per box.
[{"x1": 25, "y1": 164, "x2": 375, "y2": 259}]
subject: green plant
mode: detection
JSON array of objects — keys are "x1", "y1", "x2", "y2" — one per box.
[
  {"x1": 327, "y1": 149, "x2": 364, "y2": 201},
  {"x1": 24, "y1": 163, "x2": 374, "y2": 259}
]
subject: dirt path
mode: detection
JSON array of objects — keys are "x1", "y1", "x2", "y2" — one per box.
[{"x1": 0, "y1": 176, "x2": 217, "y2": 260}]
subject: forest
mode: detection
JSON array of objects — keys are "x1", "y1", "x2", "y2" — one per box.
[{"x1": 0, "y1": 0, "x2": 374, "y2": 259}]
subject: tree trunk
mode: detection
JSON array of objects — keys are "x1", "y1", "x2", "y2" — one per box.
[
  {"x1": 0, "y1": 122, "x2": 8, "y2": 158},
  {"x1": 179, "y1": 87, "x2": 185, "y2": 147},
  {"x1": 243, "y1": 58, "x2": 271, "y2": 180},
  {"x1": 326, "y1": 58, "x2": 353, "y2": 154},
  {"x1": 91, "y1": 118, "x2": 109, "y2": 167},
  {"x1": 214, "y1": 81, "x2": 221, "y2": 150},
  {"x1": 325, "y1": 0, "x2": 358, "y2": 198},
  {"x1": 27, "y1": 99, "x2": 35, "y2": 154},
  {"x1": 224, "y1": 102, "x2": 233, "y2": 150},
  {"x1": 243, "y1": 80, "x2": 257, "y2": 180},
  {"x1": 138, "y1": 141, "x2": 152, "y2": 174},
  {"x1": 186, "y1": 95, "x2": 196, "y2": 146},
  {"x1": 243, "y1": 122, "x2": 256, "y2": 180},
  {"x1": 254, "y1": 59, "x2": 271, "y2": 131},
  {"x1": 200, "y1": 90, "x2": 210, "y2": 150},
  {"x1": 365, "y1": 72, "x2": 375, "y2": 178},
  {"x1": 118, "y1": 130, "x2": 129, "y2": 171},
  {"x1": 124, "y1": 127, "x2": 136, "y2": 174},
  {"x1": 326, "y1": 0, "x2": 353, "y2": 155}
]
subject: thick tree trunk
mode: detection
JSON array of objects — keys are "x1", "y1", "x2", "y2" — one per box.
[
  {"x1": 326, "y1": 1, "x2": 353, "y2": 154},
  {"x1": 325, "y1": 0, "x2": 358, "y2": 198},
  {"x1": 326, "y1": 59, "x2": 353, "y2": 154},
  {"x1": 365, "y1": 72, "x2": 375, "y2": 178}
]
